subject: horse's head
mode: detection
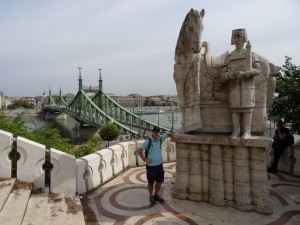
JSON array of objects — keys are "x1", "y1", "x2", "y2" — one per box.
[{"x1": 175, "y1": 8, "x2": 205, "y2": 61}]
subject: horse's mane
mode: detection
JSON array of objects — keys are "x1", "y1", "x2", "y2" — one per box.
[
  {"x1": 174, "y1": 9, "x2": 204, "y2": 60},
  {"x1": 175, "y1": 12, "x2": 191, "y2": 59}
]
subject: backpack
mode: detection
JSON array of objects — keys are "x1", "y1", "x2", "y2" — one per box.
[
  {"x1": 145, "y1": 137, "x2": 162, "y2": 159},
  {"x1": 286, "y1": 133, "x2": 295, "y2": 146}
]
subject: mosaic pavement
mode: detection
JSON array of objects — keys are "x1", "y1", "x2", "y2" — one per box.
[{"x1": 85, "y1": 163, "x2": 300, "y2": 225}]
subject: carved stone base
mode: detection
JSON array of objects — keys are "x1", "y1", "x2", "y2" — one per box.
[
  {"x1": 172, "y1": 189, "x2": 188, "y2": 199},
  {"x1": 172, "y1": 133, "x2": 272, "y2": 215},
  {"x1": 188, "y1": 193, "x2": 202, "y2": 201}
]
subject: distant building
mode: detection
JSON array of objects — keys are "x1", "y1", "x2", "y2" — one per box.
[
  {"x1": 64, "y1": 93, "x2": 75, "y2": 104},
  {"x1": 107, "y1": 93, "x2": 144, "y2": 108},
  {"x1": 13, "y1": 97, "x2": 37, "y2": 106},
  {"x1": 167, "y1": 95, "x2": 179, "y2": 107}
]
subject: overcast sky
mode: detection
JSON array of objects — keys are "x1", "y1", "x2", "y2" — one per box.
[{"x1": 1, "y1": 0, "x2": 299, "y2": 97}]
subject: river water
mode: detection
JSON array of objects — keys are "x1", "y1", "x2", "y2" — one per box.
[
  {"x1": 22, "y1": 111, "x2": 182, "y2": 144},
  {"x1": 18, "y1": 110, "x2": 277, "y2": 145}
]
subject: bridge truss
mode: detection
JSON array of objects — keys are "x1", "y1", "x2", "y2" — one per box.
[{"x1": 43, "y1": 69, "x2": 170, "y2": 138}]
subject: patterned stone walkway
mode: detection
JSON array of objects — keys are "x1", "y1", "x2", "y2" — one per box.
[{"x1": 84, "y1": 163, "x2": 300, "y2": 225}]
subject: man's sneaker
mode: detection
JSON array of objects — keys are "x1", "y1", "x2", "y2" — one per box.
[
  {"x1": 149, "y1": 196, "x2": 156, "y2": 206},
  {"x1": 154, "y1": 195, "x2": 164, "y2": 203}
]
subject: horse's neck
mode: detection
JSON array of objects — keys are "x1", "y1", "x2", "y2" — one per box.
[{"x1": 175, "y1": 52, "x2": 198, "y2": 65}]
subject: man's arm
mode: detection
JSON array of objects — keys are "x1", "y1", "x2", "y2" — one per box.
[
  {"x1": 278, "y1": 128, "x2": 288, "y2": 140},
  {"x1": 138, "y1": 146, "x2": 152, "y2": 164},
  {"x1": 166, "y1": 132, "x2": 176, "y2": 140}
]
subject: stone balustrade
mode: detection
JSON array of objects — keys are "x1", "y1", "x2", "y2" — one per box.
[
  {"x1": 0, "y1": 128, "x2": 298, "y2": 202},
  {"x1": 0, "y1": 129, "x2": 176, "y2": 197}
]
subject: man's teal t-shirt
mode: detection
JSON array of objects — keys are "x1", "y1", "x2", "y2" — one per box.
[{"x1": 141, "y1": 133, "x2": 167, "y2": 166}]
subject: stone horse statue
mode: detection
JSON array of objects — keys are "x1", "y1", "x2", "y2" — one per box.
[
  {"x1": 174, "y1": 9, "x2": 276, "y2": 136},
  {"x1": 173, "y1": 8, "x2": 205, "y2": 133}
]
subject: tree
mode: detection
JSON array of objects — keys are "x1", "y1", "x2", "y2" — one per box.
[
  {"x1": 99, "y1": 123, "x2": 120, "y2": 147},
  {"x1": 269, "y1": 56, "x2": 300, "y2": 134}
]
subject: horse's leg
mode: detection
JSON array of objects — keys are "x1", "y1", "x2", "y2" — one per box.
[{"x1": 173, "y1": 64, "x2": 186, "y2": 127}]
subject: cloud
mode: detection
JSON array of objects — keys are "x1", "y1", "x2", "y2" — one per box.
[{"x1": 0, "y1": 0, "x2": 299, "y2": 97}]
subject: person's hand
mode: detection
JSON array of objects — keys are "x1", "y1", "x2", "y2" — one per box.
[
  {"x1": 236, "y1": 71, "x2": 244, "y2": 79},
  {"x1": 228, "y1": 71, "x2": 236, "y2": 79},
  {"x1": 170, "y1": 132, "x2": 177, "y2": 140},
  {"x1": 145, "y1": 158, "x2": 152, "y2": 164}
]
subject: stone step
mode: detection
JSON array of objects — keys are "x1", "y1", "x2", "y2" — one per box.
[
  {"x1": 0, "y1": 180, "x2": 32, "y2": 225},
  {"x1": 65, "y1": 196, "x2": 85, "y2": 225},
  {"x1": 0, "y1": 178, "x2": 15, "y2": 212},
  {"x1": 21, "y1": 188, "x2": 49, "y2": 225},
  {"x1": 47, "y1": 192, "x2": 68, "y2": 225},
  {"x1": 21, "y1": 190, "x2": 85, "y2": 225},
  {"x1": 0, "y1": 178, "x2": 86, "y2": 225}
]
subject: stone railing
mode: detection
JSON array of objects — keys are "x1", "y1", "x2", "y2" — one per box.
[{"x1": 0, "y1": 129, "x2": 176, "y2": 197}]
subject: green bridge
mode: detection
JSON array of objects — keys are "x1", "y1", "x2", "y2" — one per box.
[{"x1": 43, "y1": 69, "x2": 171, "y2": 138}]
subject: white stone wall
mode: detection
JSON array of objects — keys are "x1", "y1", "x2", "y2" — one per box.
[
  {"x1": 17, "y1": 137, "x2": 46, "y2": 189},
  {"x1": 76, "y1": 139, "x2": 176, "y2": 194},
  {"x1": 0, "y1": 129, "x2": 177, "y2": 196},
  {"x1": 0, "y1": 130, "x2": 13, "y2": 178},
  {"x1": 50, "y1": 148, "x2": 76, "y2": 198}
]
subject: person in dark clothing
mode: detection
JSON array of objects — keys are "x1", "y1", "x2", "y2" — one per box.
[{"x1": 268, "y1": 119, "x2": 290, "y2": 173}]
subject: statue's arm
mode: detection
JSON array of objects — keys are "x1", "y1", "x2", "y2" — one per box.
[
  {"x1": 221, "y1": 62, "x2": 236, "y2": 80},
  {"x1": 240, "y1": 62, "x2": 261, "y2": 78}
]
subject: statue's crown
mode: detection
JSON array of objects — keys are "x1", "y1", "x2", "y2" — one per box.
[{"x1": 232, "y1": 28, "x2": 246, "y2": 35}]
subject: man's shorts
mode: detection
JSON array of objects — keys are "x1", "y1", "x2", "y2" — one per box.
[{"x1": 146, "y1": 164, "x2": 164, "y2": 185}]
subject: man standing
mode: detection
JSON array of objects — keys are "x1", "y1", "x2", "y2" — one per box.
[
  {"x1": 268, "y1": 119, "x2": 290, "y2": 173},
  {"x1": 138, "y1": 126, "x2": 176, "y2": 206}
]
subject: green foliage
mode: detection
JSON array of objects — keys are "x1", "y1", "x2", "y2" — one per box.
[
  {"x1": 269, "y1": 56, "x2": 300, "y2": 134},
  {"x1": 99, "y1": 123, "x2": 120, "y2": 147},
  {"x1": 0, "y1": 111, "x2": 71, "y2": 151},
  {"x1": 31, "y1": 125, "x2": 72, "y2": 151},
  {"x1": 0, "y1": 113, "x2": 31, "y2": 138},
  {"x1": 67, "y1": 136, "x2": 100, "y2": 158},
  {"x1": 7, "y1": 101, "x2": 35, "y2": 109},
  {"x1": 0, "y1": 111, "x2": 101, "y2": 159}
]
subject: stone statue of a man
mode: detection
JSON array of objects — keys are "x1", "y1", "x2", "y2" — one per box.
[{"x1": 221, "y1": 28, "x2": 261, "y2": 141}]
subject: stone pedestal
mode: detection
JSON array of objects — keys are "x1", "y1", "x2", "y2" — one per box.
[{"x1": 172, "y1": 133, "x2": 273, "y2": 215}]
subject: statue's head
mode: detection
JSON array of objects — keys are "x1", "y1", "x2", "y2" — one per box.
[
  {"x1": 231, "y1": 28, "x2": 248, "y2": 45},
  {"x1": 175, "y1": 8, "x2": 205, "y2": 58}
]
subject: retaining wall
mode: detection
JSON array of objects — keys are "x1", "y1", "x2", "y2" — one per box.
[
  {"x1": 0, "y1": 129, "x2": 298, "y2": 198},
  {"x1": 0, "y1": 129, "x2": 176, "y2": 197}
]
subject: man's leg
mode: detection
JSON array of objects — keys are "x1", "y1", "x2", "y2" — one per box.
[
  {"x1": 154, "y1": 182, "x2": 164, "y2": 203},
  {"x1": 154, "y1": 164, "x2": 165, "y2": 203},
  {"x1": 154, "y1": 182, "x2": 162, "y2": 196},
  {"x1": 148, "y1": 184, "x2": 154, "y2": 196},
  {"x1": 269, "y1": 148, "x2": 283, "y2": 172},
  {"x1": 146, "y1": 166, "x2": 156, "y2": 205}
]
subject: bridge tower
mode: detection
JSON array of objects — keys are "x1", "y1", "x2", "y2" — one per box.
[{"x1": 98, "y1": 69, "x2": 103, "y2": 109}]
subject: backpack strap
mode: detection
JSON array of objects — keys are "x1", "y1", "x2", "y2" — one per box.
[
  {"x1": 145, "y1": 137, "x2": 152, "y2": 159},
  {"x1": 145, "y1": 136, "x2": 162, "y2": 159}
]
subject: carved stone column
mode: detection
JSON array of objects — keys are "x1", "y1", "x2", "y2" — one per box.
[
  {"x1": 172, "y1": 143, "x2": 189, "y2": 199},
  {"x1": 209, "y1": 144, "x2": 224, "y2": 206},
  {"x1": 250, "y1": 147, "x2": 272, "y2": 214},
  {"x1": 200, "y1": 144, "x2": 210, "y2": 201},
  {"x1": 223, "y1": 145, "x2": 233, "y2": 201},
  {"x1": 233, "y1": 146, "x2": 252, "y2": 211},
  {"x1": 188, "y1": 144, "x2": 202, "y2": 201}
]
